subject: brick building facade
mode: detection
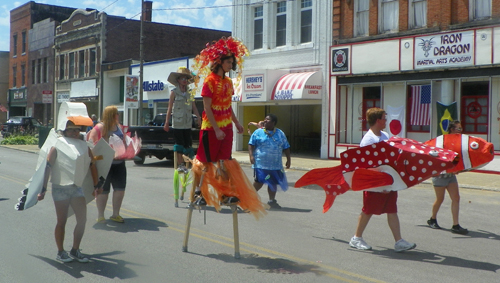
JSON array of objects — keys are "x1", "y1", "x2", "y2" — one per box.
[
  {"x1": 54, "y1": 4, "x2": 230, "y2": 125},
  {"x1": 9, "y1": 1, "x2": 76, "y2": 120},
  {"x1": 328, "y1": 0, "x2": 500, "y2": 172}
]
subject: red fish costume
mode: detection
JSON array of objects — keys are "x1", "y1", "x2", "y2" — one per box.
[
  {"x1": 424, "y1": 133, "x2": 494, "y2": 173},
  {"x1": 295, "y1": 137, "x2": 458, "y2": 213}
]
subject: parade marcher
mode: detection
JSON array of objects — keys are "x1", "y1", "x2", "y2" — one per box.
[
  {"x1": 38, "y1": 102, "x2": 101, "y2": 263},
  {"x1": 189, "y1": 37, "x2": 266, "y2": 218},
  {"x1": 165, "y1": 67, "x2": 201, "y2": 173},
  {"x1": 88, "y1": 106, "x2": 127, "y2": 223},
  {"x1": 427, "y1": 120, "x2": 468, "y2": 234},
  {"x1": 349, "y1": 107, "x2": 416, "y2": 252},
  {"x1": 86, "y1": 114, "x2": 98, "y2": 133},
  {"x1": 248, "y1": 114, "x2": 291, "y2": 209}
]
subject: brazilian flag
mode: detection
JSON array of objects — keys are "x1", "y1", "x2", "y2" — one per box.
[{"x1": 436, "y1": 101, "x2": 458, "y2": 135}]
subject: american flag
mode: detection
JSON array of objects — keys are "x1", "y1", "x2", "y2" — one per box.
[{"x1": 410, "y1": 85, "x2": 431, "y2": 125}]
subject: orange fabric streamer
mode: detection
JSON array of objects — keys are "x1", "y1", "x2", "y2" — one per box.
[{"x1": 190, "y1": 158, "x2": 266, "y2": 220}]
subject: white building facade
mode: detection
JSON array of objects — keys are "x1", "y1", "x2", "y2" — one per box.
[
  {"x1": 329, "y1": 26, "x2": 500, "y2": 172},
  {"x1": 232, "y1": 0, "x2": 332, "y2": 157}
]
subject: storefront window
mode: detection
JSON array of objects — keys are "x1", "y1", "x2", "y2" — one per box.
[
  {"x1": 362, "y1": 87, "x2": 381, "y2": 131},
  {"x1": 461, "y1": 82, "x2": 488, "y2": 134}
]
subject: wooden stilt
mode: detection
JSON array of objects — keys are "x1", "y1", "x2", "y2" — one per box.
[
  {"x1": 231, "y1": 204, "x2": 240, "y2": 259},
  {"x1": 182, "y1": 203, "x2": 194, "y2": 252}
]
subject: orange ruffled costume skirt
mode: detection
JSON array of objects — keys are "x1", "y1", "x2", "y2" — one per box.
[{"x1": 190, "y1": 158, "x2": 267, "y2": 220}]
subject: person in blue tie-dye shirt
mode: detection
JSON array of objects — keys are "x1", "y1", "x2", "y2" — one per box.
[{"x1": 248, "y1": 114, "x2": 291, "y2": 209}]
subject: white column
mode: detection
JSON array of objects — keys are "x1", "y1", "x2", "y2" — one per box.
[{"x1": 440, "y1": 79, "x2": 455, "y2": 104}]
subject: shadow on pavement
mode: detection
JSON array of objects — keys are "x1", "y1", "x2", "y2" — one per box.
[
  {"x1": 0, "y1": 198, "x2": 9, "y2": 201},
  {"x1": 202, "y1": 253, "x2": 327, "y2": 276},
  {"x1": 92, "y1": 218, "x2": 168, "y2": 233},
  {"x1": 370, "y1": 248, "x2": 500, "y2": 272},
  {"x1": 318, "y1": 236, "x2": 500, "y2": 272},
  {"x1": 30, "y1": 250, "x2": 139, "y2": 279},
  {"x1": 417, "y1": 225, "x2": 500, "y2": 241}
]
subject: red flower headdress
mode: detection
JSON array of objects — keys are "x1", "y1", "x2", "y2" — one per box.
[{"x1": 189, "y1": 37, "x2": 249, "y2": 102}]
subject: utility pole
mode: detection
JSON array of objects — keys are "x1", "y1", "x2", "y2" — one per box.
[{"x1": 138, "y1": 0, "x2": 144, "y2": 126}]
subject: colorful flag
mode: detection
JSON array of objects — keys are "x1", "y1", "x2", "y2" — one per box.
[
  {"x1": 436, "y1": 101, "x2": 458, "y2": 135},
  {"x1": 410, "y1": 85, "x2": 431, "y2": 125},
  {"x1": 0, "y1": 104, "x2": 7, "y2": 112},
  {"x1": 386, "y1": 105, "x2": 405, "y2": 138}
]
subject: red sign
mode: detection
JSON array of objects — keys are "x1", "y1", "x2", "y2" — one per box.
[
  {"x1": 42, "y1": 90, "x2": 53, "y2": 94},
  {"x1": 466, "y1": 102, "x2": 482, "y2": 119}
]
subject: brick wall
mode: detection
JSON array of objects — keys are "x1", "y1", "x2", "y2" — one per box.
[
  {"x1": 336, "y1": 0, "x2": 500, "y2": 43},
  {"x1": 105, "y1": 16, "x2": 231, "y2": 63}
]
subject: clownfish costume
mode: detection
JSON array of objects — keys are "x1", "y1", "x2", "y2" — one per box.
[{"x1": 424, "y1": 133, "x2": 494, "y2": 173}]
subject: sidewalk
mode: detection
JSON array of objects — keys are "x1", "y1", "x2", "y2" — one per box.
[{"x1": 2, "y1": 144, "x2": 499, "y2": 192}]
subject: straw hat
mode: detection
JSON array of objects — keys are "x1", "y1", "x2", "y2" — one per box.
[{"x1": 167, "y1": 67, "x2": 193, "y2": 86}]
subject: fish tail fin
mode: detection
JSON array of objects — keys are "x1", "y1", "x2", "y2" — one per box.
[{"x1": 295, "y1": 166, "x2": 344, "y2": 189}]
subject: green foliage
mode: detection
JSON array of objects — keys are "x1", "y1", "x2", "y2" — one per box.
[{"x1": 1, "y1": 134, "x2": 38, "y2": 145}]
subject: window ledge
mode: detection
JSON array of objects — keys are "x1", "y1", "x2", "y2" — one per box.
[
  {"x1": 251, "y1": 42, "x2": 314, "y2": 55},
  {"x1": 449, "y1": 18, "x2": 500, "y2": 30}
]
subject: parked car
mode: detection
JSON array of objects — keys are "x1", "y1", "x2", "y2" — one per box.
[
  {"x1": 1, "y1": 116, "x2": 41, "y2": 138},
  {"x1": 128, "y1": 113, "x2": 199, "y2": 165}
]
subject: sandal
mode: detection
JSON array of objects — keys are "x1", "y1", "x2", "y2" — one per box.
[
  {"x1": 96, "y1": 217, "x2": 106, "y2": 224},
  {"x1": 109, "y1": 215, "x2": 124, "y2": 223}
]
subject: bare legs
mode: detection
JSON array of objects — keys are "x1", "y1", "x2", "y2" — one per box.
[
  {"x1": 54, "y1": 197, "x2": 87, "y2": 252},
  {"x1": 431, "y1": 183, "x2": 461, "y2": 225},
  {"x1": 96, "y1": 190, "x2": 125, "y2": 219},
  {"x1": 253, "y1": 182, "x2": 276, "y2": 201},
  {"x1": 354, "y1": 212, "x2": 402, "y2": 242}
]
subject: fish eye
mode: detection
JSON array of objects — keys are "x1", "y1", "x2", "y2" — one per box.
[
  {"x1": 470, "y1": 142, "x2": 479, "y2": 150},
  {"x1": 429, "y1": 150, "x2": 439, "y2": 157}
]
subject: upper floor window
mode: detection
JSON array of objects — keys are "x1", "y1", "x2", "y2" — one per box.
[
  {"x1": 12, "y1": 66, "x2": 17, "y2": 87},
  {"x1": 21, "y1": 31, "x2": 26, "y2": 54},
  {"x1": 43, "y1": 58, "x2": 48, "y2": 83},
  {"x1": 21, "y1": 64, "x2": 26, "y2": 86},
  {"x1": 13, "y1": 34, "x2": 18, "y2": 57},
  {"x1": 37, "y1": 59, "x2": 42, "y2": 84},
  {"x1": 355, "y1": 0, "x2": 369, "y2": 37},
  {"x1": 59, "y1": 54, "x2": 65, "y2": 80},
  {"x1": 31, "y1": 60, "x2": 36, "y2": 84},
  {"x1": 409, "y1": 0, "x2": 427, "y2": 29},
  {"x1": 300, "y1": 0, "x2": 312, "y2": 43},
  {"x1": 89, "y1": 48, "x2": 96, "y2": 76},
  {"x1": 470, "y1": 0, "x2": 491, "y2": 20},
  {"x1": 79, "y1": 50, "x2": 85, "y2": 78},
  {"x1": 69, "y1": 52, "x2": 75, "y2": 79},
  {"x1": 254, "y1": 6, "x2": 263, "y2": 50},
  {"x1": 379, "y1": 0, "x2": 399, "y2": 33},
  {"x1": 276, "y1": 1, "x2": 287, "y2": 47}
]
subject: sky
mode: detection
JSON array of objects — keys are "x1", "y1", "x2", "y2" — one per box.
[{"x1": 0, "y1": 0, "x2": 232, "y2": 51}]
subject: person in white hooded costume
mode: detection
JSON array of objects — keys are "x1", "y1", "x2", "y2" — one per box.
[{"x1": 37, "y1": 102, "x2": 103, "y2": 263}]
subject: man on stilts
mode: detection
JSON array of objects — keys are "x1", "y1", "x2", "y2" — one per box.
[{"x1": 189, "y1": 37, "x2": 266, "y2": 219}]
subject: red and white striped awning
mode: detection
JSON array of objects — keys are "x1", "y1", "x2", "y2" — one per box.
[{"x1": 271, "y1": 71, "x2": 322, "y2": 100}]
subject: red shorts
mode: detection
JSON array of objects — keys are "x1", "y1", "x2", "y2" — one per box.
[
  {"x1": 196, "y1": 128, "x2": 233, "y2": 162},
  {"x1": 362, "y1": 191, "x2": 398, "y2": 215}
]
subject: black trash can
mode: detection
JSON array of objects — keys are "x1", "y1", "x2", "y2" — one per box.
[{"x1": 38, "y1": 126, "x2": 51, "y2": 148}]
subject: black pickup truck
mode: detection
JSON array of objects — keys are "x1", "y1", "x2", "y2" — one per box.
[{"x1": 129, "y1": 113, "x2": 199, "y2": 165}]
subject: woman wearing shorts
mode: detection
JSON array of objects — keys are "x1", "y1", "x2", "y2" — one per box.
[{"x1": 427, "y1": 120, "x2": 468, "y2": 235}]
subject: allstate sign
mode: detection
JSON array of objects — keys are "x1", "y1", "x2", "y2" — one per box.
[{"x1": 143, "y1": 80, "x2": 165, "y2": 91}]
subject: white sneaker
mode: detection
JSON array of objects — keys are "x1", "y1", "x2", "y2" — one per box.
[
  {"x1": 349, "y1": 236, "x2": 372, "y2": 250},
  {"x1": 394, "y1": 239, "x2": 416, "y2": 252}
]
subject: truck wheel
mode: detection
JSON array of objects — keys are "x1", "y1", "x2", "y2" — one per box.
[{"x1": 134, "y1": 153, "x2": 146, "y2": 165}]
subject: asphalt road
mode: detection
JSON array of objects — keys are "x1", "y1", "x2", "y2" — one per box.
[{"x1": 1, "y1": 147, "x2": 500, "y2": 283}]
